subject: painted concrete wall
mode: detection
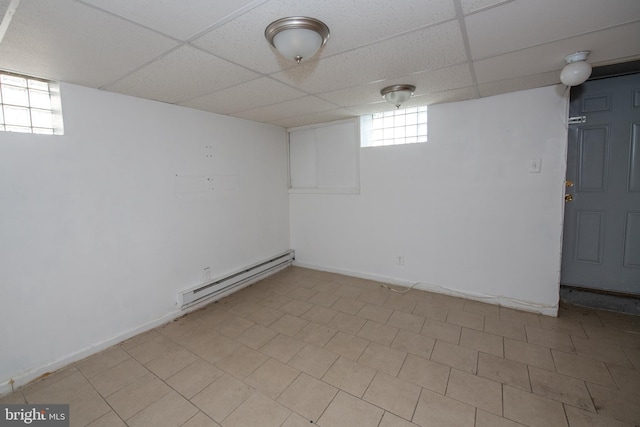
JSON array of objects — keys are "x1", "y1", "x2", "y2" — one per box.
[
  {"x1": 290, "y1": 85, "x2": 569, "y2": 315},
  {"x1": 0, "y1": 83, "x2": 290, "y2": 392}
]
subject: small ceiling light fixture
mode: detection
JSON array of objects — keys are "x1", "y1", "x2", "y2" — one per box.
[
  {"x1": 265, "y1": 16, "x2": 330, "y2": 64},
  {"x1": 560, "y1": 51, "x2": 592, "y2": 86},
  {"x1": 381, "y1": 84, "x2": 416, "y2": 109}
]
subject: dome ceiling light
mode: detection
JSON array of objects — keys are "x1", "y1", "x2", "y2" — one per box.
[
  {"x1": 381, "y1": 85, "x2": 416, "y2": 109},
  {"x1": 265, "y1": 17, "x2": 330, "y2": 64}
]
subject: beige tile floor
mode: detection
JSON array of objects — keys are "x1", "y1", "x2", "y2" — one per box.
[{"x1": 2, "y1": 266, "x2": 640, "y2": 427}]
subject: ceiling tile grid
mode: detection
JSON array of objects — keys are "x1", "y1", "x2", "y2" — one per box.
[
  {"x1": 0, "y1": 0, "x2": 179, "y2": 87},
  {"x1": 270, "y1": 20, "x2": 468, "y2": 95},
  {"x1": 464, "y1": 0, "x2": 640, "y2": 60},
  {"x1": 191, "y1": 0, "x2": 458, "y2": 75},
  {"x1": 79, "y1": 0, "x2": 260, "y2": 41},
  {"x1": 180, "y1": 77, "x2": 308, "y2": 115},
  {"x1": 103, "y1": 45, "x2": 259, "y2": 104},
  {"x1": 0, "y1": 0, "x2": 638, "y2": 128},
  {"x1": 460, "y1": 0, "x2": 514, "y2": 15},
  {"x1": 473, "y1": 21, "x2": 640, "y2": 85},
  {"x1": 234, "y1": 95, "x2": 338, "y2": 124},
  {"x1": 269, "y1": 109, "x2": 356, "y2": 129},
  {"x1": 316, "y1": 63, "x2": 474, "y2": 108},
  {"x1": 477, "y1": 71, "x2": 563, "y2": 99}
]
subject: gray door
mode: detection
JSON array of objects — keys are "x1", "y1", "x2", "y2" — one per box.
[{"x1": 561, "y1": 73, "x2": 640, "y2": 295}]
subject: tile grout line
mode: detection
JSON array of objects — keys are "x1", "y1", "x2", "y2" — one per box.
[
  {"x1": 7, "y1": 267, "x2": 640, "y2": 426},
  {"x1": 75, "y1": 359, "x2": 130, "y2": 426}
]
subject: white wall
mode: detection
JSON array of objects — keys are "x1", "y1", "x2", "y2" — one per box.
[
  {"x1": 0, "y1": 83, "x2": 290, "y2": 393},
  {"x1": 290, "y1": 85, "x2": 569, "y2": 315}
]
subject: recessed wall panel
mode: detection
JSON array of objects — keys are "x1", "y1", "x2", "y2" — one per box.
[
  {"x1": 289, "y1": 129, "x2": 317, "y2": 188},
  {"x1": 623, "y1": 212, "x2": 640, "y2": 268},
  {"x1": 574, "y1": 211, "x2": 604, "y2": 264},
  {"x1": 289, "y1": 119, "x2": 359, "y2": 193},
  {"x1": 582, "y1": 93, "x2": 611, "y2": 113},
  {"x1": 578, "y1": 126, "x2": 609, "y2": 191}
]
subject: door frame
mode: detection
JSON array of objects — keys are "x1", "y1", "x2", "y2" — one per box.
[{"x1": 559, "y1": 60, "x2": 640, "y2": 308}]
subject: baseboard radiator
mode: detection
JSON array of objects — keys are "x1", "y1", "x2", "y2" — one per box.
[{"x1": 178, "y1": 250, "x2": 295, "y2": 309}]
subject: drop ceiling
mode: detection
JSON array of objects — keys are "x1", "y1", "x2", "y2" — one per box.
[{"x1": 0, "y1": 0, "x2": 639, "y2": 128}]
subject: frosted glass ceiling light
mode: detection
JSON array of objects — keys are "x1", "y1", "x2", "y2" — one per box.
[
  {"x1": 381, "y1": 85, "x2": 416, "y2": 109},
  {"x1": 265, "y1": 17, "x2": 330, "y2": 64},
  {"x1": 560, "y1": 51, "x2": 592, "y2": 86}
]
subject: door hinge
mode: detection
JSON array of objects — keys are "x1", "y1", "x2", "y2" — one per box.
[{"x1": 568, "y1": 116, "x2": 586, "y2": 124}]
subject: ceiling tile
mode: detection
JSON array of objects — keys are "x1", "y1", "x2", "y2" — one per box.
[
  {"x1": 269, "y1": 109, "x2": 356, "y2": 129},
  {"x1": 0, "y1": 0, "x2": 11, "y2": 17},
  {"x1": 466, "y1": 0, "x2": 640, "y2": 59},
  {"x1": 233, "y1": 96, "x2": 337, "y2": 123},
  {"x1": 478, "y1": 72, "x2": 561, "y2": 98},
  {"x1": 416, "y1": 86, "x2": 480, "y2": 105},
  {"x1": 290, "y1": 0, "x2": 457, "y2": 57},
  {"x1": 190, "y1": 4, "x2": 293, "y2": 76},
  {"x1": 474, "y1": 21, "x2": 640, "y2": 84},
  {"x1": 345, "y1": 101, "x2": 402, "y2": 116},
  {"x1": 271, "y1": 20, "x2": 468, "y2": 94},
  {"x1": 81, "y1": 0, "x2": 260, "y2": 41},
  {"x1": 317, "y1": 85, "x2": 385, "y2": 109},
  {"x1": 460, "y1": 0, "x2": 513, "y2": 15},
  {"x1": 416, "y1": 63, "x2": 474, "y2": 92},
  {"x1": 0, "y1": 0, "x2": 178, "y2": 87},
  {"x1": 179, "y1": 77, "x2": 308, "y2": 114},
  {"x1": 104, "y1": 45, "x2": 259, "y2": 103},
  {"x1": 0, "y1": 0, "x2": 637, "y2": 128},
  {"x1": 317, "y1": 63, "x2": 473, "y2": 107},
  {"x1": 347, "y1": 86, "x2": 479, "y2": 116},
  {"x1": 192, "y1": 0, "x2": 456, "y2": 75}
]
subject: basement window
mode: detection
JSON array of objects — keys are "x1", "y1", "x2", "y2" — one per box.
[
  {"x1": 360, "y1": 106, "x2": 427, "y2": 147},
  {"x1": 0, "y1": 71, "x2": 64, "y2": 135}
]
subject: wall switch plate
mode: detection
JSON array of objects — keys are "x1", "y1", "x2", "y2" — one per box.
[{"x1": 528, "y1": 159, "x2": 542, "y2": 173}]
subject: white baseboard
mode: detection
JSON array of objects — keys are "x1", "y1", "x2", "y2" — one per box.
[
  {"x1": 0, "y1": 309, "x2": 182, "y2": 397},
  {"x1": 293, "y1": 261, "x2": 558, "y2": 317},
  {"x1": 1, "y1": 261, "x2": 557, "y2": 397},
  {"x1": 0, "y1": 265, "x2": 289, "y2": 398}
]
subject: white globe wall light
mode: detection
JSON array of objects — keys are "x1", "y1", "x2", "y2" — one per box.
[{"x1": 560, "y1": 51, "x2": 592, "y2": 86}]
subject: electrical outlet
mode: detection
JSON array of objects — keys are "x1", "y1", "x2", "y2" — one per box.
[
  {"x1": 397, "y1": 256, "x2": 404, "y2": 266},
  {"x1": 203, "y1": 267, "x2": 211, "y2": 282}
]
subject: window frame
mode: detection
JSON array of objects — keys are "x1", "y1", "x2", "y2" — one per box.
[
  {"x1": 0, "y1": 71, "x2": 64, "y2": 135},
  {"x1": 360, "y1": 106, "x2": 428, "y2": 148}
]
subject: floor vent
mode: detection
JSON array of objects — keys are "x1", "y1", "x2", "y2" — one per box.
[{"x1": 178, "y1": 250, "x2": 294, "y2": 309}]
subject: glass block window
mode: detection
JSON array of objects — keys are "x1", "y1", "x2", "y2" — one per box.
[
  {"x1": 360, "y1": 106, "x2": 427, "y2": 147},
  {"x1": 0, "y1": 71, "x2": 64, "y2": 135}
]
